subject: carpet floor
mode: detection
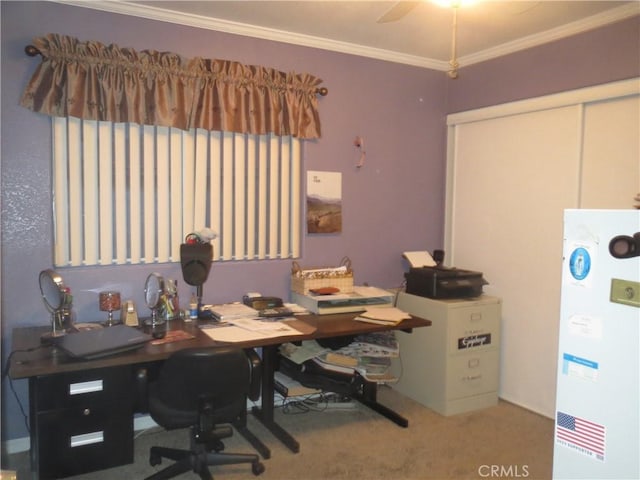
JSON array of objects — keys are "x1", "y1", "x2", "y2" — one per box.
[{"x1": 4, "y1": 386, "x2": 554, "y2": 480}]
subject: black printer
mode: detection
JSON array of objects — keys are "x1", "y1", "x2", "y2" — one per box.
[{"x1": 405, "y1": 266, "x2": 487, "y2": 299}]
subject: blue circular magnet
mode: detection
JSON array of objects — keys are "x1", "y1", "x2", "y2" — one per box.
[{"x1": 569, "y1": 247, "x2": 591, "y2": 280}]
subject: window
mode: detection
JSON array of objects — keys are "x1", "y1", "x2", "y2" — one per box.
[{"x1": 52, "y1": 117, "x2": 302, "y2": 267}]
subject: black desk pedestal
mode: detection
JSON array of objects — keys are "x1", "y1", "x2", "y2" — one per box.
[{"x1": 30, "y1": 366, "x2": 134, "y2": 479}]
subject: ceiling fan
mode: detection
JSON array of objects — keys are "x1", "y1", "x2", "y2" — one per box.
[
  {"x1": 377, "y1": 1, "x2": 423, "y2": 24},
  {"x1": 377, "y1": 1, "x2": 463, "y2": 78}
]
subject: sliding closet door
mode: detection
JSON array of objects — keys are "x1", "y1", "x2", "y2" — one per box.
[
  {"x1": 580, "y1": 95, "x2": 640, "y2": 208},
  {"x1": 447, "y1": 105, "x2": 581, "y2": 417},
  {"x1": 446, "y1": 79, "x2": 640, "y2": 418}
]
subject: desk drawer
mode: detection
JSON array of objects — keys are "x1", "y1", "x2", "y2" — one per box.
[
  {"x1": 36, "y1": 404, "x2": 133, "y2": 478},
  {"x1": 34, "y1": 366, "x2": 132, "y2": 411}
]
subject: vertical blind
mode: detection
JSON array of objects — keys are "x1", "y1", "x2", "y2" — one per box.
[{"x1": 52, "y1": 117, "x2": 301, "y2": 267}]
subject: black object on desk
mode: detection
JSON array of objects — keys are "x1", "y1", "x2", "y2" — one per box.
[
  {"x1": 405, "y1": 266, "x2": 487, "y2": 299},
  {"x1": 56, "y1": 324, "x2": 151, "y2": 360}
]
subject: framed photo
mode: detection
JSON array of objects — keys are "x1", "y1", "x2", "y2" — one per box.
[{"x1": 306, "y1": 171, "x2": 342, "y2": 234}]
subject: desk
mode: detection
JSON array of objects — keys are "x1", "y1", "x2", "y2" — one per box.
[{"x1": 10, "y1": 313, "x2": 430, "y2": 478}]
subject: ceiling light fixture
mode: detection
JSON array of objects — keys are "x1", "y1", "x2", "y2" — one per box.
[
  {"x1": 432, "y1": 0, "x2": 477, "y2": 8},
  {"x1": 448, "y1": 6, "x2": 460, "y2": 78},
  {"x1": 432, "y1": 0, "x2": 479, "y2": 79},
  {"x1": 380, "y1": 1, "x2": 479, "y2": 78}
]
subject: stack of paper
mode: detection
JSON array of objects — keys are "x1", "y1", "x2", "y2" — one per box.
[
  {"x1": 307, "y1": 331, "x2": 400, "y2": 383},
  {"x1": 279, "y1": 340, "x2": 328, "y2": 364},
  {"x1": 207, "y1": 302, "x2": 258, "y2": 320},
  {"x1": 402, "y1": 251, "x2": 436, "y2": 268},
  {"x1": 354, "y1": 306, "x2": 411, "y2": 325}
]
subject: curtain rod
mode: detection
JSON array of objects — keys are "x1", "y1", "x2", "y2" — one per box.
[{"x1": 25, "y1": 44, "x2": 328, "y2": 96}]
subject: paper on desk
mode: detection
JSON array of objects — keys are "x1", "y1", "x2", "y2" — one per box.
[
  {"x1": 230, "y1": 317, "x2": 302, "y2": 336},
  {"x1": 200, "y1": 324, "x2": 267, "y2": 342},
  {"x1": 200, "y1": 318, "x2": 303, "y2": 343},
  {"x1": 355, "y1": 306, "x2": 411, "y2": 325}
]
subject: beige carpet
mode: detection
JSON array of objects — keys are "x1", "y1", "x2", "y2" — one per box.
[{"x1": 5, "y1": 387, "x2": 554, "y2": 480}]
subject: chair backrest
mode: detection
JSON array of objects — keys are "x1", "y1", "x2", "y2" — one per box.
[{"x1": 150, "y1": 346, "x2": 259, "y2": 428}]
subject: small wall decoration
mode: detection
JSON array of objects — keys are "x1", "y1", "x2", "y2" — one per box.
[{"x1": 306, "y1": 171, "x2": 342, "y2": 234}]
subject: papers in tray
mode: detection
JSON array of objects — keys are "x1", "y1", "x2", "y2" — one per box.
[{"x1": 354, "y1": 306, "x2": 411, "y2": 325}]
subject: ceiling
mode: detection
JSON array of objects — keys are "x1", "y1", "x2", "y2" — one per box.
[{"x1": 62, "y1": 1, "x2": 639, "y2": 71}]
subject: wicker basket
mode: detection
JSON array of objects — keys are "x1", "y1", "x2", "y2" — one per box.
[{"x1": 291, "y1": 257, "x2": 354, "y2": 295}]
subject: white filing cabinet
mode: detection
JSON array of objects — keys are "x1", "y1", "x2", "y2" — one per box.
[{"x1": 393, "y1": 292, "x2": 501, "y2": 416}]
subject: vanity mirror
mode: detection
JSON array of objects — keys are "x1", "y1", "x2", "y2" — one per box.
[
  {"x1": 39, "y1": 269, "x2": 73, "y2": 342},
  {"x1": 143, "y1": 273, "x2": 166, "y2": 338}
]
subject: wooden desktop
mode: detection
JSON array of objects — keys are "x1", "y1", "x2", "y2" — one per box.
[{"x1": 10, "y1": 312, "x2": 431, "y2": 478}]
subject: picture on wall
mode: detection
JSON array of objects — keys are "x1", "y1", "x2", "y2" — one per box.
[{"x1": 306, "y1": 171, "x2": 342, "y2": 234}]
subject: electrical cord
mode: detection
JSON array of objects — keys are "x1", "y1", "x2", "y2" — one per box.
[
  {"x1": 279, "y1": 392, "x2": 354, "y2": 415},
  {"x1": 2, "y1": 346, "x2": 46, "y2": 434}
]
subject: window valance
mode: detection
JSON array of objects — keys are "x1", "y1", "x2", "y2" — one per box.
[{"x1": 20, "y1": 33, "x2": 324, "y2": 139}]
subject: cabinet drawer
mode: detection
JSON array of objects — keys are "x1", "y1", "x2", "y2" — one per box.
[
  {"x1": 34, "y1": 366, "x2": 132, "y2": 411},
  {"x1": 446, "y1": 350, "x2": 499, "y2": 400},
  {"x1": 36, "y1": 404, "x2": 133, "y2": 478},
  {"x1": 448, "y1": 303, "x2": 500, "y2": 355}
]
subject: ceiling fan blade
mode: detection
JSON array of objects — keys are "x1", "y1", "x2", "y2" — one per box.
[{"x1": 376, "y1": 1, "x2": 421, "y2": 24}]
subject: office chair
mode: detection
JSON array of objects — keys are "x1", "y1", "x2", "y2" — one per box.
[{"x1": 144, "y1": 346, "x2": 265, "y2": 480}]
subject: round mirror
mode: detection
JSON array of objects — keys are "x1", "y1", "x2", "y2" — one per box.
[
  {"x1": 144, "y1": 273, "x2": 165, "y2": 310},
  {"x1": 143, "y1": 273, "x2": 166, "y2": 336},
  {"x1": 39, "y1": 269, "x2": 70, "y2": 342},
  {"x1": 39, "y1": 269, "x2": 65, "y2": 312}
]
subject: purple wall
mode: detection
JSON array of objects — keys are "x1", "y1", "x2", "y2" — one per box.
[
  {"x1": 447, "y1": 15, "x2": 640, "y2": 112},
  {"x1": 1, "y1": 1, "x2": 637, "y2": 442}
]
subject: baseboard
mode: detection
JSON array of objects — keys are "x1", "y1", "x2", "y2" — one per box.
[
  {"x1": 498, "y1": 394, "x2": 554, "y2": 420},
  {"x1": 3, "y1": 415, "x2": 159, "y2": 455}
]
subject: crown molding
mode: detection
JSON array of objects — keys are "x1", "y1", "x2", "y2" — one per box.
[
  {"x1": 53, "y1": 0, "x2": 448, "y2": 69},
  {"x1": 460, "y1": 3, "x2": 640, "y2": 67},
  {"x1": 53, "y1": 1, "x2": 639, "y2": 72}
]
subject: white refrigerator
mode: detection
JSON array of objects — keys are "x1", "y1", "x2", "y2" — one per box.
[{"x1": 553, "y1": 209, "x2": 639, "y2": 479}]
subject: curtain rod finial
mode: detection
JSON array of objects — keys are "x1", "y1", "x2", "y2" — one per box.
[
  {"x1": 25, "y1": 45, "x2": 41, "y2": 57},
  {"x1": 316, "y1": 87, "x2": 328, "y2": 96}
]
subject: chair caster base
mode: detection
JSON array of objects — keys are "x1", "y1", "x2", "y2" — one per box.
[{"x1": 252, "y1": 460, "x2": 265, "y2": 476}]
